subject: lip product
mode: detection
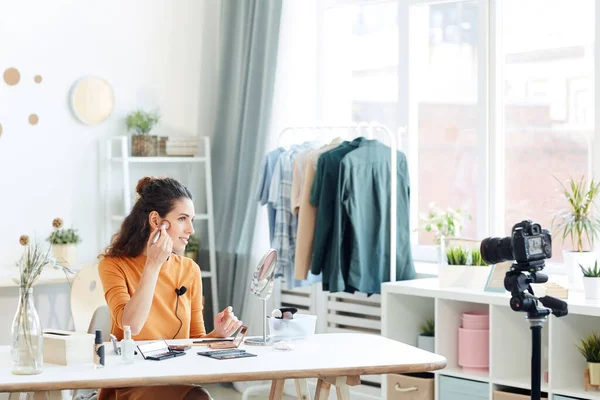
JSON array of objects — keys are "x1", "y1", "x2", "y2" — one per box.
[{"x1": 94, "y1": 330, "x2": 105, "y2": 369}]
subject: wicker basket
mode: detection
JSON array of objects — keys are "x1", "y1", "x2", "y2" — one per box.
[{"x1": 131, "y1": 135, "x2": 157, "y2": 157}]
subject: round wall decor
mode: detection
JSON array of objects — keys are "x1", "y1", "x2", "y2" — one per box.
[{"x1": 69, "y1": 76, "x2": 115, "y2": 125}]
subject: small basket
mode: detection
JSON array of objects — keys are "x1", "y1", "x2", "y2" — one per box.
[{"x1": 268, "y1": 314, "x2": 317, "y2": 339}]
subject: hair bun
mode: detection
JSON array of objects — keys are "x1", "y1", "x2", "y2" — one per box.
[{"x1": 136, "y1": 177, "x2": 155, "y2": 196}]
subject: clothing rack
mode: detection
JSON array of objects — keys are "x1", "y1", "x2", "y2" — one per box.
[{"x1": 276, "y1": 122, "x2": 398, "y2": 283}]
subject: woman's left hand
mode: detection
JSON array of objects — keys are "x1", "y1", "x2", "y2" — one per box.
[{"x1": 213, "y1": 306, "x2": 243, "y2": 337}]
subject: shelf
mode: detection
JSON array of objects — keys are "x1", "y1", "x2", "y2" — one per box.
[
  {"x1": 111, "y1": 157, "x2": 207, "y2": 163},
  {"x1": 492, "y1": 376, "x2": 548, "y2": 393},
  {"x1": 111, "y1": 213, "x2": 209, "y2": 222},
  {"x1": 553, "y1": 386, "x2": 600, "y2": 399},
  {"x1": 437, "y1": 367, "x2": 489, "y2": 383}
]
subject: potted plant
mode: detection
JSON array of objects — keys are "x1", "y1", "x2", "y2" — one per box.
[
  {"x1": 552, "y1": 176, "x2": 600, "y2": 290},
  {"x1": 417, "y1": 319, "x2": 435, "y2": 353},
  {"x1": 417, "y1": 203, "x2": 471, "y2": 264},
  {"x1": 581, "y1": 260, "x2": 600, "y2": 299},
  {"x1": 185, "y1": 234, "x2": 201, "y2": 261},
  {"x1": 126, "y1": 109, "x2": 161, "y2": 157},
  {"x1": 576, "y1": 332, "x2": 600, "y2": 385},
  {"x1": 439, "y1": 243, "x2": 491, "y2": 289},
  {"x1": 47, "y1": 218, "x2": 81, "y2": 268}
]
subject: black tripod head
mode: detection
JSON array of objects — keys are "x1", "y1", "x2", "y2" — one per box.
[{"x1": 504, "y1": 261, "x2": 568, "y2": 319}]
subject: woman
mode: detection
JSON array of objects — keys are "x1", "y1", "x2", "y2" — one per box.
[{"x1": 98, "y1": 176, "x2": 243, "y2": 400}]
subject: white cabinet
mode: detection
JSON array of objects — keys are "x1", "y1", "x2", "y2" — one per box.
[{"x1": 382, "y1": 278, "x2": 600, "y2": 400}]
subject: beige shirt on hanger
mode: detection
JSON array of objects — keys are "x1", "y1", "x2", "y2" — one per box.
[
  {"x1": 291, "y1": 147, "x2": 315, "y2": 216},
  {"x1": 294, "y1": 137, "x2": 344, "y2": 281}
]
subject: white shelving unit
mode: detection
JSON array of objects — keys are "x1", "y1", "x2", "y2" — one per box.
[
  {"x1": 382, "y1": 278, "x2": 600, "y2": 400},
  {"x1": 104, "y1": 136, "x2": 219, "y2": 318}
]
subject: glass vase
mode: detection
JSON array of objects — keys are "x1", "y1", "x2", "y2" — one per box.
[{"x1": 11, "y1": 287, "x2": 43, "y2": 375}]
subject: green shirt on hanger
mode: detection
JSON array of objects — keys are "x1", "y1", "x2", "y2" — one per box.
[
  {"x1": 329, "y1": 139, "x2": 415, "y2": 294},
  {"x1": 310, "y1": 137, "x2": 365, "y2": 290}
]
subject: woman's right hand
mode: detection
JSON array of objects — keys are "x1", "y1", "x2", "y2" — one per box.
[{"x1": 145, "y1": 224, "x2": 173, "y2": 269}]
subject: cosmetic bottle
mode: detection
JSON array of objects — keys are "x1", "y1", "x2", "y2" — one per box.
[
  {"x1": 121, "y1": 325, "x2": 135, "y2": 364},
  {"x1": 94, "y1": 330, "x2": 105, "y2": 369}
]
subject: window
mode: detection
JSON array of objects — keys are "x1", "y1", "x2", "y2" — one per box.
[
  {"x1": 410, "y1": 1, "x2": 481, "y2": 244},
  {"x1": 501, "y1": 0, "x2": 595, "y2": 261},
  {"x1": 319, "y1": 0, "x2": 597, "y2": 262}
]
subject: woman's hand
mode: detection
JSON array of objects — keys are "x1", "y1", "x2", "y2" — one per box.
[
  {"x1": 213, "y1": 306, "x2": 243, "y2": 338},
  {"x1": 145, "y1": 224, "x2": 173, "y2": 269}
]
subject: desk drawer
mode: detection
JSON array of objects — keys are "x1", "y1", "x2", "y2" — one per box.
[
  {"x1": 554, "y1": 396, "x2": 586, "y2": 400},
  {"x1": 439, "y1": 375, "x2": 488, "y2": 400},
  {"x1": 387, "y1": 373, "x2": 434, "y2": 400}
]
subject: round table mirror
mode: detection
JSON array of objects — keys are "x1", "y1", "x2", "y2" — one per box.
[
  {"x1": 69, "y1": 76, "x2": 114, "y2": 125},
  {"x1": 245, "y1": 249, "x2": 277, "y2": 346}
]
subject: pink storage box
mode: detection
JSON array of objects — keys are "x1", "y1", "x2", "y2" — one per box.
[
  {"x1": 458, "y1": 327, "x2": 489, "y2": 372},
  {"x1": 461, "y1": 312, "x2": 489, "y2": 330}
]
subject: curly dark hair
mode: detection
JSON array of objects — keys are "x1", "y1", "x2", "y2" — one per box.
[{"x1": 101, "y1": 176, "x2": 193, "y2": 258}]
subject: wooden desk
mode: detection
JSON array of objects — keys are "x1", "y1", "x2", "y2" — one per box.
[{"x1": 0, "y1": 333, "x2": 446, "y2": 399}]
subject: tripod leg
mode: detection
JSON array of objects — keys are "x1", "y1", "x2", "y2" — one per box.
[{"x1": 531, "y1": 322, "x2": 542, "y2": 400}]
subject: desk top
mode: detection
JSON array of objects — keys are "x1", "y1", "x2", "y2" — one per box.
[{"x1": 0, "y1": 333, "x2": 446, "y2": 392}]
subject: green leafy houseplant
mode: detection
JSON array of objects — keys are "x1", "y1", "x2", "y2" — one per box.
[
  {"x1": 576, "y1": 332, "x2": 600, "y2": 363},
  {"x1": 417, "y1": 203, "x2": 471, "y2": 245},
  {"x1": 581, "y1": 261, "x2": 600, "y2": 277},
  {"x1": 420, "y1": 319, "x2": 435, "y2": 337},
  {"x1": 125, "y1": 109, "x2": 160, "y2": 136},
  {"x1": 446, "y1": 246, "x2": 488, "y2": 266},
  {"x1": 552, "y1": 176, "x2": 600, "y2": 252},
  {"x1": 46, "y1": 218, "x2": 81, "y2": 245}
]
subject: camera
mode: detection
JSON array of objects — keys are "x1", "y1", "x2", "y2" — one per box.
[{"x1": 480, "y1": 220, "x2": 552, "y2": 268}]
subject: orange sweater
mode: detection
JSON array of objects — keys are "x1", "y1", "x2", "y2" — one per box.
[{"x1": 98, "y1": 254, "x2": 206, "y2": 400}]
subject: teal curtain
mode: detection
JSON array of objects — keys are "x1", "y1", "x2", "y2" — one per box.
[{"x1": 209, "y1": 0, "x2": 283, "y2": 322}]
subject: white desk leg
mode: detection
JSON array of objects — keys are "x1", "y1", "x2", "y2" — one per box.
[
  {"x1": 314, "y1": 380, "x2": 331, "y2": 400},
  {"x1": 8, "y1": 393, "x2": 20, "y2": 400},
  {"x1": 294, "y1": 379, "x2": 311, "y2": 400},
  {"x1": 269, "y1": 379, "x2": 285, "y2": 400}
]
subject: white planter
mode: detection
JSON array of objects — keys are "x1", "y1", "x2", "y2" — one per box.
[
  {"x1": 52, "y1": 244, "x2": 77, "y2": 268},
  {"x1": 582, "y1": 277, "x2": 600, "y2": 299},
  {"x1": 563, "y1": 250, "x2": 596, "y2": 291},
  {"x1": 438, "y1": 265, "x2": 492, "y2": 290},
  {"x1": 417, "y1": 334, "x2": 435, "y2": 353}
]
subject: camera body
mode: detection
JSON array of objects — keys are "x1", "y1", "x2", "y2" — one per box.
[
  {"x1": 510, "y1": 220, "x2": 552, "y2": 264},
  {"x1": 480, "y1": 220, "x2": 551, "y2": 267}
]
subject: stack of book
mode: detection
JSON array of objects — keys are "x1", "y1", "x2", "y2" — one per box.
[{"x1": 166, "y1": 137, "x2": 200, "y2": 157}]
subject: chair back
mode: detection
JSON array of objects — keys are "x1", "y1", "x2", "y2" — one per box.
[{"x1": 70, "y1": 263, "x2": 110, "y2": 337}]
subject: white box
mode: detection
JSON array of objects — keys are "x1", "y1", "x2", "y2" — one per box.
[
  {"x1": 268, "y1": 314, "x2": 317, "y2": 339},
  {"x1": 43, "y1": 329, "x2": 94, "y2": 366}
]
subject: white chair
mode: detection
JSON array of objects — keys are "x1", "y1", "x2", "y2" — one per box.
[
  {"x1": 70, "y1": 263, "x2": 110, "y2": 338},
  {"x1": 69, "y1": 264, "x2": 109, "y2": 400}
]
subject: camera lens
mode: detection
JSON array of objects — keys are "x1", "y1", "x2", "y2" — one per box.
[{"x1": 480, "y1": 236, "x2": 513, "y2": 265}]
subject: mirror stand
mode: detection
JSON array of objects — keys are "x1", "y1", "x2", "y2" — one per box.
[{"x1": 245, "y1": 298, "x2": 272, "y2": 346}]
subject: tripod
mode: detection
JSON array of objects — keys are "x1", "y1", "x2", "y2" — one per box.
[{"x1": 504, "y1": 262, "x2": 568, "y2": 400}]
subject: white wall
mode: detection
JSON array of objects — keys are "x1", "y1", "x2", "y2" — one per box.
[{"x1": 0, "y1": 0, "x2": 213, "y2": 267}]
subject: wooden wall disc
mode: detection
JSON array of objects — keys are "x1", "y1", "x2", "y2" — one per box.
[
  {"x1": 3, "y1": 68, "x2": 20, "y2": 86},
  {"x1": 28, "y1": 114, "x2": 39, "y2": 125}
]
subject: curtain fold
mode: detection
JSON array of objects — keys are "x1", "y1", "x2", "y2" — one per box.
[{"x1": 209, "y1": 0, "x2": 283, "y2": 321}]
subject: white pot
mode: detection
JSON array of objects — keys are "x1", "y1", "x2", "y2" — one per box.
[
  {"x1": 582, "y1": 277, "x2": 600, "y2": 299},
  {"x1": 417, "y1": 334, "x2": 435, "y2": 353},
  {"x1": 438, "y1": 265, "x2": 492, "y2": 290},
  {"x1": 52, "y1": 244, "x2": 77, "y2": 268},
  {"x1": 563, "y1": 250, "x2": 596, "y2": 291}
]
